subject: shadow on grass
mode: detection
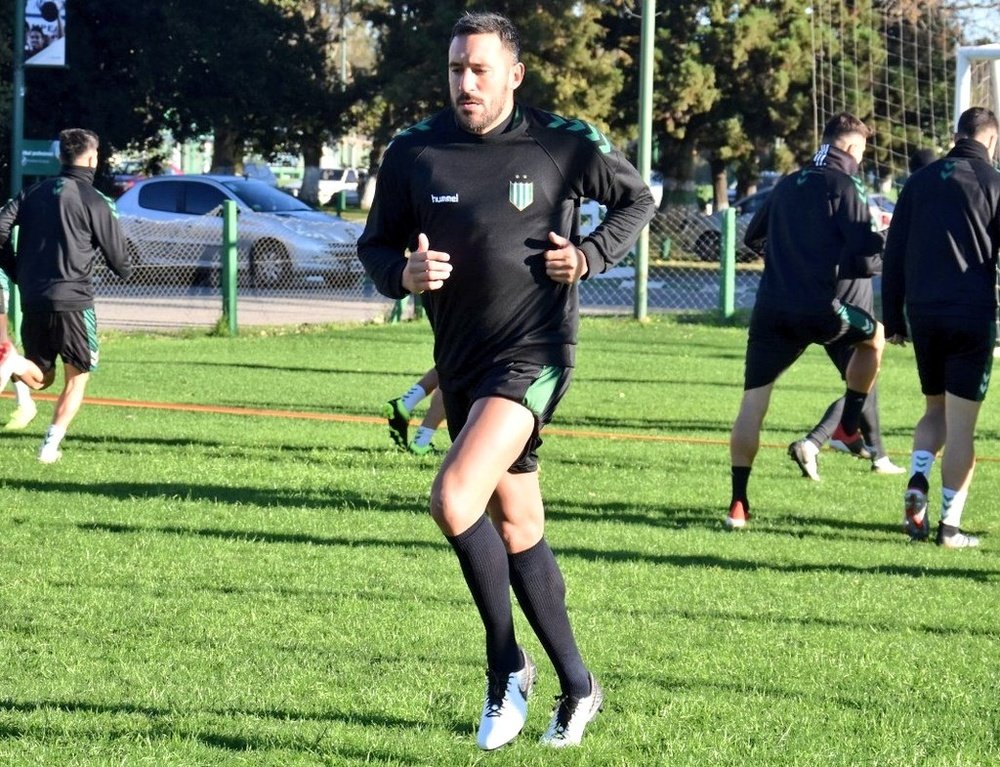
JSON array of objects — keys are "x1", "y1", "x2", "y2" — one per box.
[
  {"x1": 77, "y1": 520, "x2": 448, "y2": 554},
  {"x1": 0, "y1": 696, "x2": 444, "y2": 753},
  {"x1": 557, "y1": 545, "x2": 999, "y2": 583},
  {"x1": 3, "y1": 477, "x2": 425, "y2": 515}
]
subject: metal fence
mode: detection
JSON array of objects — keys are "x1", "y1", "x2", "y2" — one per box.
[{"x1": 86, "y1": 204, "x2": 759, "y2": 332}]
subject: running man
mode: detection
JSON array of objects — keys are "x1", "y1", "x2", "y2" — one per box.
[
  {"x1": 728, "y1": 113, "x2": 886, "y2": 529},
  {"x1": 882, "y1": 107, "x2": 1000, "y2": 548},
  {"x1": 0, "y1": 128, "x2": 132, "y2": 463},
  {"x1": 358, "y1": 11, "x2": 655, "y2": 749}
]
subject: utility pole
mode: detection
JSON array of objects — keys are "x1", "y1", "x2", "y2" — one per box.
[{"x1": 8, "y1": 0, "x2": 27, "y2": 336}]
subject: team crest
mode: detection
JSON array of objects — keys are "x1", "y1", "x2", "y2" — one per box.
[{"x1": 509, "y1": 176, "x2": 533, "y2": 211}]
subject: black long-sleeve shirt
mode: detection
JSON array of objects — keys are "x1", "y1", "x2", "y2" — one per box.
[
  {"x1": 0, "y1": 166, "x2": 131, "y2": 312},
  {"x1": 881, "y1": 139, "x2": 1000, "y2": 338},
  {"x1": 358, "y1": 105, "x2": 656, "y2": 389},
  {"x1": 745, "y1": 144, "x2": 883, "y2": 314}
]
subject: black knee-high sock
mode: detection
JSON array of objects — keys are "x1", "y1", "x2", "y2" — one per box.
[
  {"x1": 447, "y1": 515, "x2": 521, "y2": 676},
  {"x1": 731, "y1": 466, "x2": 751, "y2": 503},
  {"x1": 839, "y1": 388, "x2": 868, "y2": 435},
  {"x1": 508, "y1": 539, "x2": 590, "y2": 698}
]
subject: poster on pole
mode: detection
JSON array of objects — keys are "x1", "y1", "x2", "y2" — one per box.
[{"x1": 24, "y1": 1, "x2": 67, "y2": 67}]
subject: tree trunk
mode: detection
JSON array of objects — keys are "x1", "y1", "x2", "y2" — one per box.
[
  {"x1": 299, "y1": 137, "x2": 324, "y2": 206},
  {"x1": 660, "y1": 138, "x2": 699, "y2": 208},
  {"x1": 211, "y1": 124, "x2": 240, "y2": 175},
  {"x1": 710, "y1": 156, "x2": 729, "y2": 212}
]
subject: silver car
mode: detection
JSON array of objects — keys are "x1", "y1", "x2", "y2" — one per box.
[{"x1": 114, "y1": 175, "x2": 365, "y2": 288}]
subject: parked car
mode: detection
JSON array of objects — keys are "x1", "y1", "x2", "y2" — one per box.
[
  {"x1": 114, "y1": 175, "x2": 365, "y2": 288},
  {"x1": 287, "y1": 167, "x2": 361, "y2": 206},
  {"x1": 109, "y1": 159, "x2": 145, "y2": 198}
]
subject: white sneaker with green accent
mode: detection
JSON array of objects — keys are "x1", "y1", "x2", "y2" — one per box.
[{"x1": 4, "y1": 404, "x2": 38, "y2": 430}]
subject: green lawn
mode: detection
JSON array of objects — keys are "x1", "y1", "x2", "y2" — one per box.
[{"x1": 0, "y1": 317, "x2": 997, "y2": 766}]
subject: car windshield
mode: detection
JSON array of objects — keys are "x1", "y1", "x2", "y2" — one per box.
[{"x1": 221, "y1": 179, "x2": 313, "y2": 213}]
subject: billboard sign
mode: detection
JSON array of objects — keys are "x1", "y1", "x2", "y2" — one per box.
[{"x1": 25, "y1": 1, "x2": 67, "y2": 67}]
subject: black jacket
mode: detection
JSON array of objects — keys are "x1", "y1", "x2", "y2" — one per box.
[
  {"x1": 881, "y1": 139, "x2": 1000, "y2": 338},
  {"x1": 358, "y1": 105, "x2": 655, "y2": 389},
  {"x1": 0, "y1": 166, "x2": 132, "y2": 312},
  {"x1": 745, "y1": 144, "x2": 883, "y2": 314}
]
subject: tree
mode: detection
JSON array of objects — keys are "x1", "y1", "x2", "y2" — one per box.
[{"x1": 355, "y1": 2, "x2": 626, "y2": 170}]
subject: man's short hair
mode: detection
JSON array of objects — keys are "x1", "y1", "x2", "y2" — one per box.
[
  {"x1": 451, "y1": 11, "x2": 520, "y2": 62},
  {"x1": 909, "y1": 147, "x2": 937, "y2": 173},
  {"x1": 821, "y1": 112, "x2": 872, "y2": 144},
  {"x1": 956, "y1": 107, "x2": 999, "y2": 140},
  {"x1": 58, "y1": 129, "x2": 99, "y2": 165}
]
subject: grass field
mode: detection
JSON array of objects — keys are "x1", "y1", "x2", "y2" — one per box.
[{"x1": 0, "y1": 316, "x2": 998, "y2": 766}]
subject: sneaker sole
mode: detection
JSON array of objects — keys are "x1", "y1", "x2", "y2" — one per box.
[
  {"x1": 724, "y1": 516, "x2": 746, "y2": 530},
  {"x1": 903, "y1": 489, "x2": 929, "y2": 541},
  {"x1": 381, "y1": 402, "x2": 409, "y2": 449}
]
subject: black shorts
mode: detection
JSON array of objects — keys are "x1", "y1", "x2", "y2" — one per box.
[
  {"x1": 441, "y1": 361, "x2": 572, "y2": 474},
  {"x1": 22, "y1": 309, "x2": 100, "y2": 374},
  {"x1": 909, "y1": 313, "x2": 995, "y2": 401},
  {"x1": 744, "y1": 302, "x2": 877, "y2": 390}
]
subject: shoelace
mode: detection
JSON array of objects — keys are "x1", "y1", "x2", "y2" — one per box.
[
  {"x1": 549, "y1": 695, "x2": 581, "y2": 735},
  {"x1": 483, "y1": 673, "x2": 508, "y2": 718}
]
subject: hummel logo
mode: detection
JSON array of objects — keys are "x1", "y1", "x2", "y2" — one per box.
[
  {"x1": 940, "y1": 161, "x2": 956, "y2": 180},
  {"x1": 431, "y1": 193, "x2": 459, "y2": 203}
]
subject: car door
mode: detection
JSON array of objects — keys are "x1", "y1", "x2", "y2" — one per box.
[{"x1": 178, "y1": 180, "x2": 231, "y2": 267}]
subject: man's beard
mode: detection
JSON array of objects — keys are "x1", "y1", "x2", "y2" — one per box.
[{"x1": 452, "y1": 97, "x2": 504, "y2": 135}]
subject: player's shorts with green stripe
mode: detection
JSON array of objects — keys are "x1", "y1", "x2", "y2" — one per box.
[
  {"x1": 441, "y1": 361, "x2": 572, "y2": 474},
  {"x1": 744, "y1": 301, "x2": 877, "y2": 390},
  {"x1": 22, "y1": 308, "x2": 100, "y2": 374}
]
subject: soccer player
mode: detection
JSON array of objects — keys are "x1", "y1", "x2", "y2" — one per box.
[
  {"x1": 383, "y1": 367, "x2": 446, "y2": 455},
  {"x1": 882, "y1": 107, "x2": 1000, "y2": 549},
  {"x1": 0, "y1": 275, "x2": 37, "y2": 429},
  {"x1": 728, "y1": 113, "x2": 885, "y2": 529},
  {"x1": 358, "y1": 11, "x2": 655, "y2": 749},
  {"x1": 0, "y1": 128, "x2": 132, "y2": 463}
]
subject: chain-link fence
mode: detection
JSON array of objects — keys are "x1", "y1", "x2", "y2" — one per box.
[
  {"x1": 88, "y1": 204, "x2": 761, "y2": 331},
  {"x1": 93, "y1": 212, "x2": 391, "y2": 330}
]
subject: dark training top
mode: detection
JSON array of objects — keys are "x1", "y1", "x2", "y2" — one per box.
[
  {"x1": 745, "y1": 144, "x2": 883, "y2": 315},
  {"x1": 0, "y1": 166, "x2": 132, "y2": 312},
  {"x1": 882, "y1": 138, "x2": 1000, "y2": 338},
  {"x1": 358, "y1": 105, "x2": 656, "y2": 389}
]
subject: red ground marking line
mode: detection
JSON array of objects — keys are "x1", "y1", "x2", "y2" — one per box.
[{"x1": 4, "y1": 392, "x2": 1000, "y2": 460}]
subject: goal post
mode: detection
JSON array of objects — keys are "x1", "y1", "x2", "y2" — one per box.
[{"x1": 953, "y1": 44, "x2": 1000, "y2": 130}]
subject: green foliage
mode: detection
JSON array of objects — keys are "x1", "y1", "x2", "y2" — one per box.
[{"x1": 1, "y1": 318, "x2": 999, "y2": 764}]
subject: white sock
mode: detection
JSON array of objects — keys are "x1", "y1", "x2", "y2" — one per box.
[
  {"x1": 13, "y1": 380, "x2": 33, "y2": 408},
  {"x1": 43, "y1": 424, "x2": 67, "y2": 450},
  {"x1": 910, "y1": 450, "x2": 935, "y2": 481},
  {"x1": 411, "y1": 425, "x2": 436, "y2": 448},
  {"x1": 401, "y1": 384, "x2": 427, "y2": 413},
  {"x1": 941, "y1": 487, "x2": 967, "y2": 528}
]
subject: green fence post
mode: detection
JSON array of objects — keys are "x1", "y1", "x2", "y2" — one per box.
[
  {"x1": 719, "y1": 208, "x2": 736, "y2": 318},
  {"x1": 412, "y1": 292, "x2": 424, "y2": 322},
  {"x1": 222, "y1": 200, "x2": 238, "y2": 336},
  {"x1": 389, "y1": 298, "x2": 405, "y2": 323}
]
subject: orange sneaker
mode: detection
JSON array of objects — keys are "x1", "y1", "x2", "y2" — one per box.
[{"x1": 725, "y1": 499, "x2": 750, "y2": 530}]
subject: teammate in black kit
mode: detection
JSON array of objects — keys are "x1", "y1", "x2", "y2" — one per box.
[
  {"x1": 358, "y1": 11, "x2": 654, "y2": 750},
  {"x1": 0, "y1": 128, "x2": 131, "y2": 463},
  {"x1": 727, "y1": 113, "x2": 886, "y2": 529},
  {"x1": 882, "y1": 107, "x2": 1000, "y2": 549}
]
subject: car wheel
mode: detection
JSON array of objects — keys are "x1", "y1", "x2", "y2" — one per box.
[
  {"x1": 250, "y1": 240, "x2": 291, "y2": 289},
  {"x1": 694, "y1": 231, "x2": 721, "y2": 261}
]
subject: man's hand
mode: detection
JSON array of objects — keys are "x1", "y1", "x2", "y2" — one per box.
[
  {"x1": 402, "y1": 233, "x2": 452, "y2": 294},
  {"x1": 544, "y1": 231, "x2": 589, "y2": 284},
  {"x1": 887, "y1": 333, "x2": 907, "y2": 346}
]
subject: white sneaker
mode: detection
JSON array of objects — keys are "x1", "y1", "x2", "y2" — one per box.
[
  {"x1": 38, "y1": 437, "x2": 63, "y2": 464},
  {"x1": 871, "y1": 456, "x2": 905, "y2": 475},
  {"x1": 540, "y1": 673, "x2": 604, "y2": 748},
  {"x1": 476, "y1": 650, "x2": 536, "y2": 750},
  {"x1": 788, "y1": 439, "x2": 820, "y2": 481}
]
